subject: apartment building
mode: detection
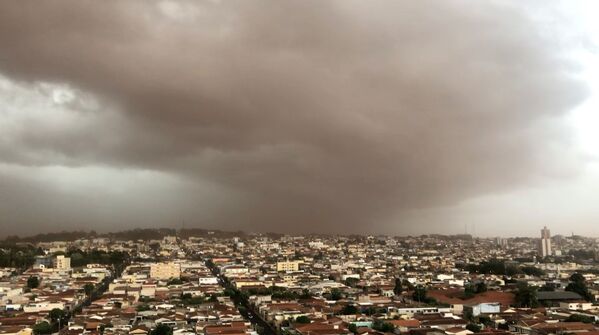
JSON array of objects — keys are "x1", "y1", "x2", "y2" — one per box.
[
  {"x1": 54, "y1": 255, "x2": 71, "y2": 271},
  {"x1": 276, "y1": 261, "x2": 300, "y2": 272},
  {"x1": 150, "y1": 262, "x2": 181, "y2": 280}
]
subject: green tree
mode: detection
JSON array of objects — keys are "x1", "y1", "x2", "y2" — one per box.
[
  {"x1": 570, "y1": 273, "x2": 585, "y2": 283},
  {"x1": 84, "y1": 283, "x2": 95, "y2": 297},
  {"x1": 0, "y1": 244, "x2": 37, "y2": 269},
  {"x1": 466, "y1": 324, "x2": 482, "y2": 333},
  {"x1": 330, "y1": 288, "x2": 342, "y2": 300},
  {"x1": 539, "y1": 284, "x2": 555, "y2": 292},
  {"x1": 565, "y1": 314, "x2": 594, "y2": 323},
  {"x1": 478, "y1": 316, "x2": 491, "y2": 326},
  {"x1": 49, "y1": 308, "x2": 65, "y2": 324},
  {"x1": 136, "y1": 304, "x2": 151, "y2": 312},
  {"x1": 99, "y1": 323, "x2": 113, "y2": 335},
  {"x1": 299, "y1": 289, "x2": 313, "y2": 299},
  {"x1": 151, "y1": 324, "x2": 173, "y2": 335},
  {"x1": 372, "y1": 320, "x2": 394, "y2": 333},
  {"x1": 27, "y1": 276, "x2": 40, "y2": 289},
  {"x1": 340, "y1": 304, "x2": 358, "y2": 315},
  {"x1": 364, "y1": 306, "x2": 377, "y2": 316},
  {"x1": 568, "y1": 249, "x2": 596, "y2": 261},
  {"x1": 566, "y1": 273, "x2": 592, "y2": 301},
  {"x1": 393, "y1": 278, "x2": 403, "y2": 295},
  {"x1": 181, "y1": 295, "x2": 204, "y2": 305},
  {"x1": 413, "y1": 285, "x2": 427, "y2": 303},
  {"x1": 149, "y1": 243, "x2": 161, "y2": 253},
  {"x1": 475, "y1": 282, "x2": 488, "y2": 294},
  {"x1": 465, "y1": 259, "x2": 523, "y2": 276},
  {"x1": 514, "y1": 283, "x2": 538, "y2": 308},
  {"x1": 224, "y1": 288, "x2": 237, "y2": 297},
  {"x1": 463, "y1": 284, "x2": 476, "y2": 299},
  {"x1": 521, "y1": 266, "x2": 546, "y2": 277},
  {"x1": 295, "y1": 316, "x2": 311, "y2": 324},
  {"x1": 167, "y1": 278, "x2": 183, "y2": 285},
  {"x1": 33, "y1": 322, "x2": 53, "y2": 335},
  {"x1": 348, "y1": 324, "x2": 358, "y2": 334},
  {"x1": 345, "y1": 277, "x2": 359, "y2": 288}
]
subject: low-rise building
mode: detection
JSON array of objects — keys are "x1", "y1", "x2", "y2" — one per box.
[{"x1": 150, "y1": 262, "x2": 181, "y2": 280}]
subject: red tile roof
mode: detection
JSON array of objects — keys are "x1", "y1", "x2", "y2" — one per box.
[{"x1": 427, "y1": 290, "x2": 515, "y2": 306}]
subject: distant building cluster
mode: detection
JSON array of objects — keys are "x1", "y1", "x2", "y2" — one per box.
[{"x1": 0, "y1": 228, "x2": 598, "y2": 335}]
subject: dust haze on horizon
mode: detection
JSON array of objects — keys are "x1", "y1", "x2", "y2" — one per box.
[{"x1": 1, "y1": 1, "x2": 599, "y2": 238}]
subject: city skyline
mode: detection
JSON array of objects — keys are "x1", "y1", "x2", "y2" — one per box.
[
  {"x1": 0, "y1": 225, "x2": 594, "y2": 241},
  {"x1": 1, "y1": 1, "x2": 599, "y2": 236},
  {"x1": 2, "y1": 226, "x2": 598, "y2": 335}
]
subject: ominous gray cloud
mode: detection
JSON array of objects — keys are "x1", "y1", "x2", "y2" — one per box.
[{"x1": 0, "y1": 0, "x2": 590, "y2": 235}]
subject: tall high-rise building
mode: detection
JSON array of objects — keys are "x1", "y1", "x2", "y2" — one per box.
[
  {"x1": 539, "y1": 226, "x2": 552, "y2": 258},
  {"x1": 496, "y1": 237, "x2": 508, "y2": 248}
]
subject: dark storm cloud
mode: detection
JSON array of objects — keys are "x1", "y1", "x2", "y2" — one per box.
[{"x1": 0, "y1": 0, "x2": 589, "y2": 234}]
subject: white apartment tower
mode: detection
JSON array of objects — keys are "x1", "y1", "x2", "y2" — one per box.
[{"x1": 539, "y1": 226, "x2": 552, "y2": 258}]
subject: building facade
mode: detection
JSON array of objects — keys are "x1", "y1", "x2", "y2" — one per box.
[
  {"x1": 276, "y1": 261, "x2": 300, "y2": 272},
  {"x1": 150, "y1": 262, "x2": 181, "y2": 280},
  {"x1": 54, "y1": 255, "x2": 71, "y2": 271}
]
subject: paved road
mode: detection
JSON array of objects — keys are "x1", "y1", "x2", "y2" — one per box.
[
  {"x1": 58, "y1": 266, "x2": 121, "y2": 333},
  {"x1": 204, "y1": 259, "x2": 278, "y2": 335}
]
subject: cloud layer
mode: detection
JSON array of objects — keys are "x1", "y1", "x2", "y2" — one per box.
[{"x1": 0, "y1": 0, "x2": 589, "y2": 234}]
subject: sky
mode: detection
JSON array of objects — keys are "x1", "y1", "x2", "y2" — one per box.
[{"x1": 0, "y1": 0, "x2": 598, "y2": 237}]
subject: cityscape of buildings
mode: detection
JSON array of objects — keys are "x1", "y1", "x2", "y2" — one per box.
[
  {"x1": 2, "y1": 5, "x2": 598, "y2": 335},
  {"x1": 1, "y1": 227, "x2": 599, "y2": 335}
]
